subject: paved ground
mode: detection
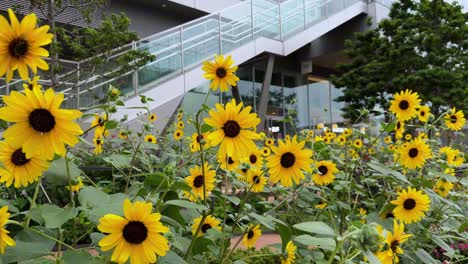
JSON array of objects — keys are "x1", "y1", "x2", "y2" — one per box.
[{"x1": 231, "y1": 233, "x2": 281, "y2": 250}]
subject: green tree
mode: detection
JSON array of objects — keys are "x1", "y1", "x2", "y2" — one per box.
[{"x1": 331, "y1": 0, "x2": 467, "y2": 122}]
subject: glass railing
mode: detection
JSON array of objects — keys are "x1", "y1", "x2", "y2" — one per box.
[{"x1": 0, "y1": 0, "x2": 365, "y2": 110}]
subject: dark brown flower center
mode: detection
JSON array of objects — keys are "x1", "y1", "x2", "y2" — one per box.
[
  {"x1": 29, "y1": 109, "x2": 56, "y2": 133},
  {"x1": 397, "y1": 122, "x2": 401, "y2": 129},
  {"x1": 408, "y1": 148, "x2": 418, "y2": 158},
  {"x1": 201, "y1": 223, "x2": 212, "y2": 233},
  {"x1": 11, "y1": 148, "x2": 30, "y2": 166},
  {"x1": 96, "y1": 139, "x2": 102, "y2": 145},
  {"x1": 399, "y1": 100, "x2": 409, "y2": 110},
  {"x1": 390, "y1": 240, "x2": 399, "y2": 252},
  {"x1": 28, "y1": 83, "x2": 34, "y2": 90},
  {"x1": 228, "y1": 157, "x2": 235, "y2": 164},
  {"x1": 403, "y1": 198, "x2": 416, "y2": 210},
  {"x1": 450, "y1": 115, "x2": 457, "y2": 123},
  {"x1": 9, "y1": 38, "x2": 29, "y2": 58},
  {"x1": 252, "y1": 175, "x2": 260, "y2": 184},
  {"x1": 241, "y1": 168, "x2": 247, "y2": 173},
  {"x1": 216, "y1": 67, "x2": 227, "y2": 78},
  {"x1": 420, "y1": 111, "x2": 425, "y2": 116},
  {"x1": 247, "y1": 230, "x2": 254, "y2": 239},
  {"x1": 123, "y1": 221, "x2": 148, "y2": 244},
  {"x1": 385, "y1": 212, "x2": 394, "y2": 219},
  {"x1": 280, "y1": 152, "x2": 295, "y2": 168},
  {"x1": 147, "y1": 137, "x2": 153, "y2": 142},
  {"x1": 223, "y1": 120, "x2": 241, "y2": 138},
  {"x1": 249, "y1": 154, "x2": 257, "y2": 164},
  {"x1": 193, "y1": 175, "x2": 204, "y2": 188},
  {"x1": 196, "y1": 135, "x2": 203, "y2": 143},
  {"x1": 318, "y1": 165, "x2": 328, "y2": 175}
]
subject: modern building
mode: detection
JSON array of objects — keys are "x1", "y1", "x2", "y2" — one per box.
[{"x1": 1, "y1": 0, "x2": 467, "y2": 136}]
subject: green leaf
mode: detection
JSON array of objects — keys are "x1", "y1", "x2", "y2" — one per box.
[
  {"x1": 164, "y1": 200, "x2": 207, "y2": 211},
  {"x1": 294, "y1": 235, "x2": 336, "y2": 251},
  {"x1": 40, "y1": 204, "x2": 78, "y2": 229},
  {"x1": 159, "y1": 251, "x2": 188, "y2": 264},
  {"x1": 191, "y1": 237, "x2": 212, "y2": 256},
  {"x1": 414, "y1": 248, "x2": 438, "y2": 264},
  {"x1": 293, "y1": 222, "x2": 336, "y2": 237},
  {"x1": 382, "y1": 121, "x2": 396, "y2": 133},
  {"x1": 105, "y1": 120, "x2": 119, "y2": 129},
  {"x1": 362, "y1": 250, "x2": 381, "y2": 264},
  {"x1": 0, "y1": 199, "x2": 19, "y2": 213},
  {"x1": 459, "y1": 221, "x2": 468, "y2": 233},
  {"x1": 62, "y1": 250, "x2": 94, "y2": 264},
  {"x1": 3, "y1": 227, "x2": 56, "y2": 262},
  {"x1": 201, "y1": 124, "x2": 213, "y2": 133},
  {"x1": 276, "y1": 222, "x2": 292, "y2": 251},
  {"x1": 432, "y1": 236, "x2": 455, "y2": 256},
  {"x1": 78, "y1": 186, "x2": 127, "y2": 224},
  {"x1": 161, "y1": 191, "x2": 186, "y2": 226},
  {"x1": 144, "y1": 173, "x2": 169, "y2": 189},
  {"x1": 248, "y1": 213, "x2": 275, "y2": 230},
  {"x1": 367, "y1": 161, "x2": 410, "y2": 184},
  {"x1": 103, "y1": 154, "x2": 132, "y2": 169},
  {"x1": 44, "y1": 157, "x2": 81, "y2": 185}
]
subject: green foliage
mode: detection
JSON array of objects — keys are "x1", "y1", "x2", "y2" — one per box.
[{"x1": 331, "y1": 0, "x2": 468, "y2": 121}]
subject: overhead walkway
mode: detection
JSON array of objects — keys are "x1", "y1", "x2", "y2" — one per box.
[{"x1": 0, "y1": 0, "x2": 368, "y2": 123}]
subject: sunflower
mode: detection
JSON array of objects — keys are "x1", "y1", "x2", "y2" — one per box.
[
  {"x1": 190, "y1": 132, "x2": 211, "y2": 152},
  {"x1": 205, "y1": 99, "x2": 260, "y2": 161},
  {"x1": 315, "y1": 201, "x2": 327, "y2": 209},
  {"x1": 0, "y1": 140, "x2": 49, "y2": 188},
  {"x1": 391, "y1": 187, "x2": 430, "y2": 224},
  {"x1": 177, "y1": 112, "x2": 183, "y2": 120},
  {"x1": 417, "y1": 105, "x2": 430, "y2": 123},
  {"x1": 404, "y1": 134, "x2": 412, "y2": 141},
  {"x1": 98, "y1": 199, "x2": 170, "y2": 264},
  {"x1": 261, "y1": 147, "x2": 271, "y2": 157},
  {"x1": 376, "y1": 220, "x2": 412, "y2": 264},
  {"x1": 218, "y1": 153, "x2": 240, "y2": 171},
  {"x1": 397, "y1": 138, "x2": 432, "y2": 169},
  {"x1": 0, "y1": 206, "x2": 15, "y2": 254},
  {"x1": 118, "y1": 131, "x2": 128, "y2": 140},
  {"x1": 202, "y1": 54, "x2": 239, "y2": 92},
  {"x1": 267, "y1": 136, "x2": 313, "y2": 187},
  {"x1": 444, "y1": 107, "x2": 465, "y2": 131},
  {"x1": 312, "y1": 160, "x2": 339, "y2": 186},
  {"x1": 433, "y1": 178, "x2": 454, "y2": 197},
  {"x1": 314, "y1": 135, "x2": 324, "y2": 142},
  {"x1": 343, "y1": 128, "x2": 352, "y2": 137},
  {"x1": 247, "y1": 169, "x2": 266, "y2": 192},
  {"x1": 0, "y1": 89, "x2": 82, "y2": 160},
  {"x1": 93, "y1": 136, "x2": 104, "y2": 154},
  {"x1": 395, "y1": 120, "x2": 405, "y2": 139},
  {"x1": 22, "y1": 75, "x2": 41, "y2": 91},
  {"x1": 389, "y1": 90, "x2": 421, "y2": 121},
  {"x1": 66, "y1": 177, "x2": 84, "y2": 193},
  {"x1": 148, "y1": 113, "x2": 157, "y2": 123},
  {"x1": 242, "y1": 225, "x2": 261, "y2": 248},
  {"x1": 108, "y1": 87, "x2": 120, "y2": 98},
  {"x1": 0, "y1": 9, "x2": 53, "y2": 82},
  {"x1": 236, "y1": 166, "x2": 249, "y2": 182},
  {"x1": 281, "y1": 241, "x2": 296, "y2": 264},
  {"x1": 353, "y1": 139, "x2": 363, "y2": 149},
  {"x1": 144, "y1": 134, "x2": 156, "y2": 144},
  {"x1": 384, "y1": 136, "x2": 392, "y2": 144},
  {"x1": 91, "y1": 113, "x2": 107, "y2": 137},
  {"x1": 265, "y1": 138, "x2": 274, "y2": 147},
  {"x1": 323, "y1": 137, "x2": 331, "y2": 144},
  {"x1": 191, "y1": 215, "x2": 221, "y2": 237},
  {"x1": 307, "y1": 130, "x2": 314, "y2": 137},
  {"x1": 184, "y1": 163, "x2": 216, "y2": 201},
  {"x1": 335, "y1": 135, "x2": 346, "y2": 146},
  {"x1": 173, "y1": 129, "x2": 183, "y2": 141},
  {"x1": 177, "y1": 121, "x2": 184, "y2": 129},
  {"x1": 244, "y1": 148, "x2": 262, "y2": 168}
]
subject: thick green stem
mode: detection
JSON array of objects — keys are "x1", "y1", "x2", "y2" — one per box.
[{"x1": 25, "y1": 178, "x2": 42, "y2": 226}]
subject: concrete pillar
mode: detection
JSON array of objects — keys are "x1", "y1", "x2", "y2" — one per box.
[{"x1": 256, "y1": 54, "x2": 275, "y2": 133}]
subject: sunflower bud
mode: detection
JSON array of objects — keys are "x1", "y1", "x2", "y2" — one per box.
[
  {"x1": 164, "y1": 163, "x2": 176, "y2": 175},
  {"x1": 357, "y1": 224, "x2": 381, "y2": 253}
]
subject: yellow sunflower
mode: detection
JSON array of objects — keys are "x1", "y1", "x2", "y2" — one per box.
[
  {"x1": 66, "y1": 177, "x2": 84, "y2": 193},
  {"x1": 91, "y1": 113, "x2": 107, "y2": 137},
  {"x1": 191, "y1": 215, "x2": 221, "y2": 237},
  {"x1": 315, "y1": 201, "x2": 327, "y2": 209},
  {"x1": 173, "y1": 129, "x2": 184, "y2": 141},
  {"x1": 0, "y1": 89, "x2": 82, "y2": 160},
  {"x1": 242, "y1": 225, "x2": 261, "y2": 248},
  {"x1": 247, "y1": 169, "x2": 266, "y2": 192},
  {"x1": 397, "y1": 138, "x2": 432, "y2": 169},
  {"x1": 0, "y1": 140, "x2": 49, "y2": 188},
  {"x1": 0, "y1": 9, "x2": 53, "y2": 82},
  {"x1": 353, "y1": 139, "x2": 363, "y2": 149},
  {"x1": 261, "y1": 147, "x2": 271, "y2": 157},
  {"x1": 190, "y1": 132, "x2": 211, "y2": 152},
  {"x1": 376, "y1": 220, "x2": 412, "y2": 264},
  {"x1": 267, "y1": 135, "x2": 313, "y2": 187},
  {"x1": 312, "y1": 160, "x2": 339, "y2": 186},
  {"x1": 0, "y1": 206, "x2": 15, "y2": 254},
  {"x1": 384, "y1": 136, "x2": 392, "y2": 144},
  {"x1": 205, "y1": 99, "x2": 260, "y2": 161},
  {"x1": 93, "y1": 136, "x2": 104, "y2": 154},
  {"x1": 184, "y1": 163, "x2": 216, "y2": 202},
  {"x1": 243, "y1": 148, "x2": 262, "y2": 168},
  {"x1": 98, "y1": 199, "x2": 169, "y2": 264},
  {"x1": 391, "y1": 187, "x2": 430, "y2": 224},
  {"x1": 314, "y1": 135, "x2": 324, "y2": 142},
  {"x1": 148, "y1": 113, "x2": 157, "y2": 123},
  {"x1": 444, "y1": 107, "x2": 465, "y2": 131},
  {"x1": 118, "y1": 131, "x2": 128, "y2": 140},
  {"x1": 281, "y1": 241, "x2": 297, "y2": 264},
  {"x1": 22, "y1": 75, "x2": 41, "y2": 91},
  {"x1": 343, "y1": 128, "x2": 352, "y2": 137},
  {"x1": 307, "y1": 130, "x2": 314, "y2": 137},
  {"x1": 404, "y1": 134, "x2": 412, "y2": 141},
  {"x1": 144, "y1": 134, "x2": 156, "y2": 144},
  {"x1": 433, "y1": 178, "x2": 454, "y2": 197},
  {"x1": 202, "y1": 54, "x2": 239, "y2": 92},
  {"x1": 389, "y1": 90, "x2": 421, "y2": 121},
  {"x1": 395, "y1": 120, "x2": 405, "y2": 139},
  {"x1": 335, "y1": 135, "x2": 347, "y2": 146},
  {"x1": 177, "y1": 121, "x2": 184, "y2": 129},
  {"x1": 177, "y1": 112, "x2": 183, "y2": 120},
  {"x1": 265, "y1": 138, "x2": 274, "y2": 147},
  {"x1": 218, "y1": 153, "x2": 240, "y2": 171},
  {"x1": 417, "y1": 105, "x2": 430, "y2": 123}
]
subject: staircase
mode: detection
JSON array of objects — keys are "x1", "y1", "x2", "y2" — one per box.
[{"x1": 0, "y1": 0, "x2": 368, "y2": 123}]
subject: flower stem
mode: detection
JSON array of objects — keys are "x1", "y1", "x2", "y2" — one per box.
[{"x1": 25, "y1": 177, "x2": 42, "y2": 226}]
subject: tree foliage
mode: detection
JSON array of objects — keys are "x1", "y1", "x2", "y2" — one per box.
[{"x1": 331, "y1": 0, "x2": 467, "y2": 121}]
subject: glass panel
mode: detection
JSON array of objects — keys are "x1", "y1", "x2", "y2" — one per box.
[
  {"x1": 252, "y1": 0, "x2": 280, "y2": 39},
  {"x1": 220, "y1": 1, "x2": 253, "y2": 53},
  {"x1": 327, "y1": 0, "x2": 345, "y2": 16},
  {"x1": 280, "y1": 0, "x2": 305, "y2": 38},
  {"x1": 183, "y1": 14, "x2": 220, "y2": 68},
  {"x1": 308, "y1": 80, "x2": 331, "y2": 128},
  {"x1": 236, "y1": 66, "x2": 255, "y2": 108},
  {"x1": 305, "y1": 0, "x2": 327, "y2": 25}
]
